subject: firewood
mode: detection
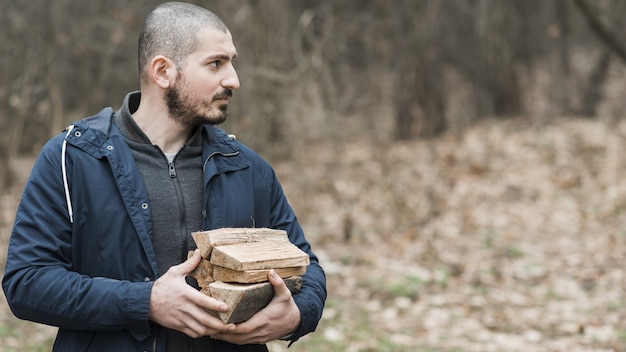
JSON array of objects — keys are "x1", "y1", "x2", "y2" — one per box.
[
  {"x1": 191, "y1": 228, "x2": 290, "y2": 258},
  {"x1": 210, "y1": 241, "x2": 310, "y2": 271},
  {"x1": 204, "y1": 276, "x2": 303, "y2": 323},
  {"x1": 187, "y1": 251, "x2": 214, "y2": 288},
  {"x1": 189, "y1": 228, "x2": 310, "y2": 323},
  {"x1": 212, "y1": 265, "x2": 307, "y2": 284}
]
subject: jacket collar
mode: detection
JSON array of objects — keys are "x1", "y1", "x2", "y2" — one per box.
[{"x1": 64, "y1": 107, "x2": 116, "y2": 158}]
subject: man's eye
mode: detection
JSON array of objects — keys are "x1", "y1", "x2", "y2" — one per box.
[{"x1": 209, "y1": 61, "x2": 219, "y2": 68}]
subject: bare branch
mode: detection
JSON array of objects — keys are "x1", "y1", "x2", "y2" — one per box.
[{"x1": 573, "y1": 0, "x2": 626, "y2": 63}]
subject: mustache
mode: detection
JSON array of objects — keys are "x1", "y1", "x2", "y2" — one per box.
[{"x1": 213, "y1": 89, "x2": 232, "y2": 101}]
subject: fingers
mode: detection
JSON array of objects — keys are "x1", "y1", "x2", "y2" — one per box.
[
  {"x1": 211, "y1": 271, "x2": 301, "y2": 344},
  {"x1": 150, "y1": 281, "x2": 235, "y2": 337},
  {"x1": 192, "y1": 290, "x2": 230, "y2": 313},
  {"x1": 176, "y1": 248, "x2": 202, "y2": 275},
  {"x1": 168, "y1": 289, "x2": 235, "y2": 337},
  {"x1": 182, "y1": 312, "x2": 236, "y2": 338},
  {"x1": 268, "y1": 269, "x2": 290, "y2": 298},
  {"x1": 148, "y1": 251, "x2": 239, "y2": 338}
]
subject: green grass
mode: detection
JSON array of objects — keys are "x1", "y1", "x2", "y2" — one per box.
[{"x1": 0, "y1": 318, "x2": 55, "y2": 352}]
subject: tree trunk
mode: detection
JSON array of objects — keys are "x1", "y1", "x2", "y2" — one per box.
[{"x1": 393, "y1": 0, "x2": 447, "y2": 140}]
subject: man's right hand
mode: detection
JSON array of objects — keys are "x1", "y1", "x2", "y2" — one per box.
[{"x1": 148, "y1": 249, "x2": 235, "y2": 338}]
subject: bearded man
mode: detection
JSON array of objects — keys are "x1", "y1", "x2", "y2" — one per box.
[{"x1": 2, "y1": 2, "x2": 326, "y2": 351}]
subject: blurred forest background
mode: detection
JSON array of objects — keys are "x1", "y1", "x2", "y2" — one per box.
[
  {"x1": 3, "y1": 0, "x2": 626, "y2": 186},
  {"x1": 4, "y1": 0, "x2": 626, "y2": 351}
]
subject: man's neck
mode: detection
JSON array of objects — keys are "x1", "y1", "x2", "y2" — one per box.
[{"x1": 132, "y1": 95, "x2": 192, "y2": 154}]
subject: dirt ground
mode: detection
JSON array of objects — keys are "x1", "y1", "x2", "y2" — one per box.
[{"x1": 2, "y1": 116, "x2": 626, "y2": 351}]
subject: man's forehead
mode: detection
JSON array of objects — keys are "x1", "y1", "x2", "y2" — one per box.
[{"x1": 195, "y1": 27, "x2": 237, "y2": 56}]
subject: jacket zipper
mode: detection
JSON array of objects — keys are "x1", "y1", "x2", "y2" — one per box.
[
  {"x1": 164, "y1": 153, "x2": 191, "y2": 263},
  {"x1": 168, "y1": 161, "x2": 176, "y2": 178}
]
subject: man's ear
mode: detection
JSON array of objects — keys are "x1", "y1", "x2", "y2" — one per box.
[{"x1": 149, "y1": 55, "x2": 177, "y2": 89}]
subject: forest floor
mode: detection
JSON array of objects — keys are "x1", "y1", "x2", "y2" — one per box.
[{"x1": 2, "y1": 117, "x2": 626, "y2": 351}]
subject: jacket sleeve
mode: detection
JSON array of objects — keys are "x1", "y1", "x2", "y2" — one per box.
[
  {"x1": 1, "y1": 135, "x2": 153, "y2": 341},
  {"x1": 266, "y1": 166, "x2": 327, "y2": 343}
]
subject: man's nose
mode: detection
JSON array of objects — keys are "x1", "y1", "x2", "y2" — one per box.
[{"x1": 223, "y1": 65, "x2": 240, "y2": 90}]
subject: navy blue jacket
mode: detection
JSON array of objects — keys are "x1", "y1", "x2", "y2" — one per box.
[{"x1": 2, "y1": 106, "x2": 326, "y2": 351}]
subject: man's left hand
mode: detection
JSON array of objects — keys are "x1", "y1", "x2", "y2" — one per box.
[{"x1": 211, "y1": 269, "x2": 301, "y2": 344}]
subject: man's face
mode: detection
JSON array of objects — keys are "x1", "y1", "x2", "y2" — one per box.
[{"x1": 165, "y1": 28, "x2": 240, "y2": 127}]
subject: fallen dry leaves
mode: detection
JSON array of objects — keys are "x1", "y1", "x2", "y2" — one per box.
[{"x1": 273, "y1": 117, "x2": 626, "y2": 351}]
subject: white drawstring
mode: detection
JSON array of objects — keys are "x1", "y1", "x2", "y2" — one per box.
[{"x1": 62, "y1": 125, "x2": 74, "y2": 224}]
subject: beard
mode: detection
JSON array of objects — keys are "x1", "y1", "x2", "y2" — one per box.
[{"x1": 165, "y1": 80, "x2": 232, "y2": 127}]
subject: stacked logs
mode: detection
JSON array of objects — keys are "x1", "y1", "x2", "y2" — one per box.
[{"x1": 188, "y1": 228, "x2": 309, "y2": 323}]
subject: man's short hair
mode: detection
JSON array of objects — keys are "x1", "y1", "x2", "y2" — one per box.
[{"x1": 138, "y1": 2, "x2": 228, "y2": 83}]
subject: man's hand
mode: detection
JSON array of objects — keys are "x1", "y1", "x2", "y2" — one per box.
[
  {"x1": 148, "y1": 249, "x2": 236, "y2": 338},
  {"x1": 212, "y1": 269, "x2": 301, "y2": 345}
]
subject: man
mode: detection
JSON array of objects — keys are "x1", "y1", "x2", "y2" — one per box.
[{"x1": 2, "y1": 2, "x2": 326, "y2": 351}]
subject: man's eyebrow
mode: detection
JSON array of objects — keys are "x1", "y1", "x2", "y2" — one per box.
[{"x1": 205, "y1": 53, "x2": 238, "y2": 61}]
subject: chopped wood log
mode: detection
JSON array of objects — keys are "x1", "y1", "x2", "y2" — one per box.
[
  {"x1": 212, "y1": 265, "x2": 307, "y2": 284},
  {"x1": 204, "y1": 276, "x2": 303, "y2": 323},
  {"x1": 188, "y1": 228, "x2": 310, "y2": 324},
  {"x1": 192, "y1": 228, "x2": 290, "y2": 259},
  {"x1": 187, "y1": 251, "x2": 214, "y2": 288},
  {"x1": 210, "y1": 241, "x2": 310, "y2": 271}
]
